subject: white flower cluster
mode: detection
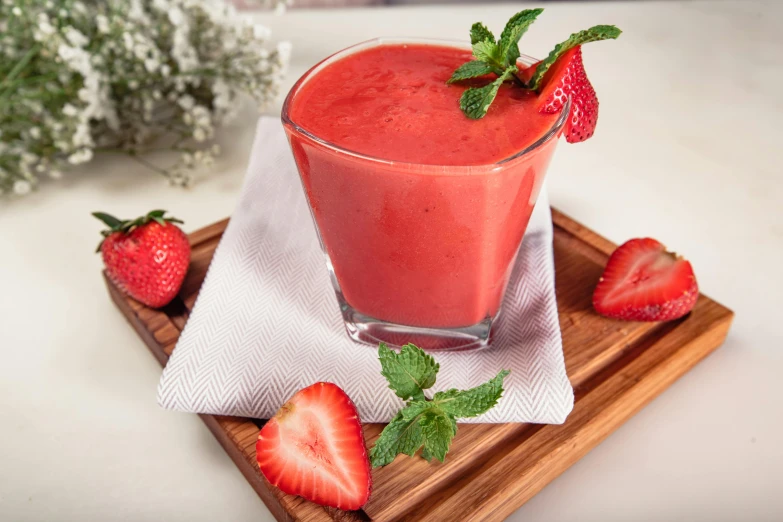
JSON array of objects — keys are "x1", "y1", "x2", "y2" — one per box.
[{"x1": 0, "y1": 0, "x2": 289, "y2": 197}]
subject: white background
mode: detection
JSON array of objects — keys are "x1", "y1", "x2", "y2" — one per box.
[{"x1": 2, "y1": 1, "x2": 781, "y2": 520}]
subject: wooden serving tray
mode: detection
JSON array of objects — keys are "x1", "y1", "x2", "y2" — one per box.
[{"x1": 105, "y1": 209, "x2": 733, "y2": 522}]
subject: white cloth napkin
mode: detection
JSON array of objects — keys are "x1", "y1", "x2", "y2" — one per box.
[{"x1": 157, "y1": 117, "x2": 574, "y2": 424}]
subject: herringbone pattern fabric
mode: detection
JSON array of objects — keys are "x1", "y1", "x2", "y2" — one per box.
[{"x1": 157, "y1": 118, "x2": 574, "y2": 424}]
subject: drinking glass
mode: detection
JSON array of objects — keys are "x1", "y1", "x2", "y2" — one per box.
[{"x1": 282, "y1": 38, "x2": 569, "y2": 350}]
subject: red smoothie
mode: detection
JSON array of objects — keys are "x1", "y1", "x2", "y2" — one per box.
[{"x1": 284, "y1": 42, "x2": 563, "y2": 328}]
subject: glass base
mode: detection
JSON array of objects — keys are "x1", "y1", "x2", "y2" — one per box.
[{"x1": 335, "y1": 290, "x2": 495, "y2": 352}]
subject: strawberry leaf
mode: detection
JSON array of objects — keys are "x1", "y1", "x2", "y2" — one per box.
[
  {"x1": 498, "y1": 9, "x2": 543, "y2": 65},
  {"x1": 92, "y1": 211, "x2": 124, "y2": 229},
  {"x1": 528, "y1": 25, "x2": 622, "y2": 90},
  {"x1": 447, "y1": 60, "x2": 495, "y2": 84},
  {"x1": 470, "y1": 22, "x2": 494, "y2": 45},
  {"x1": 459, "y1": 65, "x2": 517, "y2": 119}
]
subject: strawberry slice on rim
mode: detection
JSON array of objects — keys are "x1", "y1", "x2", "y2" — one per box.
[
  {"x1": 521, "y1": 25, "x2": 621, "y2": 143},
  {"x1": 536, "y1": 46, "x2": 598, "y2": 143},
  {"x1": 256, "y1": 382, "x2": 372, "y2": 510},
  {"x1": 593, "y1": 238, "x2": 699, "y2": 322}
]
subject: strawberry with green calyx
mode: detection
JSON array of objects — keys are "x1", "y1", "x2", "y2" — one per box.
[
  {"x1": 448, "y1": 10, "x2": 621, "y2": 143},
  {"x1": 94, "y1": 210, "x2": 190, "y2": 308}
]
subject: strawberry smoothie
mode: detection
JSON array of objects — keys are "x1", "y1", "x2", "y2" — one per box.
[{"x1": 283, "y1": 40, "x2": 565, "y2": 338}]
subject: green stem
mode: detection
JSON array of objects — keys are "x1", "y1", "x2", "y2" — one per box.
[{"x1": 0, "y1": 45, "x2": 41, "y2": 99}]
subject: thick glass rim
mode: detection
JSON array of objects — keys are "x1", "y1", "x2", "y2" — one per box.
[{"x1": 281, "y1": 37, "x2": 570, "y2": 170}]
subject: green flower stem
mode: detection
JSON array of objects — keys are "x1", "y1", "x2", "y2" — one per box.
[{"x1": 0, "y1": 44, "x2": 40, "y2": 99}]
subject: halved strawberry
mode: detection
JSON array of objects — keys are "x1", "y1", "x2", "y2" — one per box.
[
  {"x1": 593, "y1": 238, "x2": 699, "y2": 321},
  {"x1": 256, "y1": 382, "x2": 371, "y2": 510},
  {"x1": 537, "y1": 46, "x2": 598, "y2": 143}
]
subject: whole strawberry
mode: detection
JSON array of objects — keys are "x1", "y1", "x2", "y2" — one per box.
[{"x1": 94, "y1": 210, "x2": 190, "y2": 308}]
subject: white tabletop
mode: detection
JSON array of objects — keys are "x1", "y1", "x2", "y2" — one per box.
[{"x1": 2, "y1": 1, "x2": 781, "y2": 520}]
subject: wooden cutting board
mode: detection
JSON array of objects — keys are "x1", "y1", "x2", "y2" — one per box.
[{"x1": 105, "y1": 209, "x2": 733, "y2": 522}]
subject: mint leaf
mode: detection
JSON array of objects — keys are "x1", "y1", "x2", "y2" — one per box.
[
  {"x1": 498, "y1": 8, "x2": 543, "y2": 65},
  {"x1": 378, "y1": 342, "x2": 439, "y2": 402},
  {"x1": 369, "y1": 410, "x2": 424, "y2": 468},
  {"x1": 470, "y1": 22, "x2": 494, "y2": 45},
  {"x1": 399, "y1": 400, "x2": 433, "y2": 421},
  {"x1": 420, "y1": 409, "x2": 457, "y2": 462},
  {"x1": 447, "y1": 61, "x2": 495, "y2": 84},
  {"x1": 471, "y1": 40, "x2": 504, "y2": 71},
  {"x1": 528, "y1": 25, "x2": 622, "y2": 90},
  {"x1": 432, "y1": 370, "x2": 510, "y2": 418},
  {"x1": 459, "y1": 65, "x2": 517, "y2": 119},
  {"x1": 370, "y1": 401, "x2": 456, "y2": 466}
]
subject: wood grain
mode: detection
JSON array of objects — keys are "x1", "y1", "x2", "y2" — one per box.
[{"x1": 105, "y1": 208, "x2": 733, "y2": 522}]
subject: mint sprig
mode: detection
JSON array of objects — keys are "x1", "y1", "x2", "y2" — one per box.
[
  {"x1": 448, "y1": 9, "x2": 542, "y2": 86},
  {"x1": 449, "y1": 10, "x2": 621, "y2": 119},
  {"x1": 527, "y1": 25, "x2": 622, "y2": 91},
  {"x1": 370, "y1": 343, "x2": 510, "y2": 467},
  {"x1": 447, "y1": 9, "x2": 543, "y2": 117}
]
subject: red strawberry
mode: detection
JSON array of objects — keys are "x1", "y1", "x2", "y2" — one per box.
[
  {"x1": 537, "y1": 46, "x2": 599, "y2": 143},
  {"x1": 94, "y1": 210, "x2": 190, "y2": 308},
  {"x1": 593, "y1": 238, "x2": 699, "y2": 321},
  {"x1": 256, "y1": 382, "x2": 372, "y2": 511}
]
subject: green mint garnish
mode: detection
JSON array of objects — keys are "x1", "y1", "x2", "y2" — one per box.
[
  {"x1": 431, "y1": 369, "x2": 510, "y2": 418},
  {"x1": 370, "y1": 343, "x2": 510, "y2": 467},
  {"x1": 446, "y1": 61, "x2": 495, "y2": 84},
  {"x1": 378, "y1": 342, "x2": 439, "y2": 402},
  {"x1": 459, "y1": 65, "x2": 516, "y2": 119},
  {"x1": 470, "y1": 40, "x2": 505, "y2": 72},
  {"x1": 527, "y1": 25, "x2": 622, "y2": 91},
  {"x1": 497, "y1": 8, "x2": 543, "y2": 65},
  {"x1": 449, "y1": 10, "x2": 621, "y2": 119},
  {"x1": 470, "y1": 22, "x2": 495, "y2": 45},
  {"x1": 419, "y1": 408, "x2": 457, "y2": 462}
]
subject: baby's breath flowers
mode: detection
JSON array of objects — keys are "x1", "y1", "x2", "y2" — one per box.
[{"x1": 0, "y1": 0, "x2": 290, "y2": 198}]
